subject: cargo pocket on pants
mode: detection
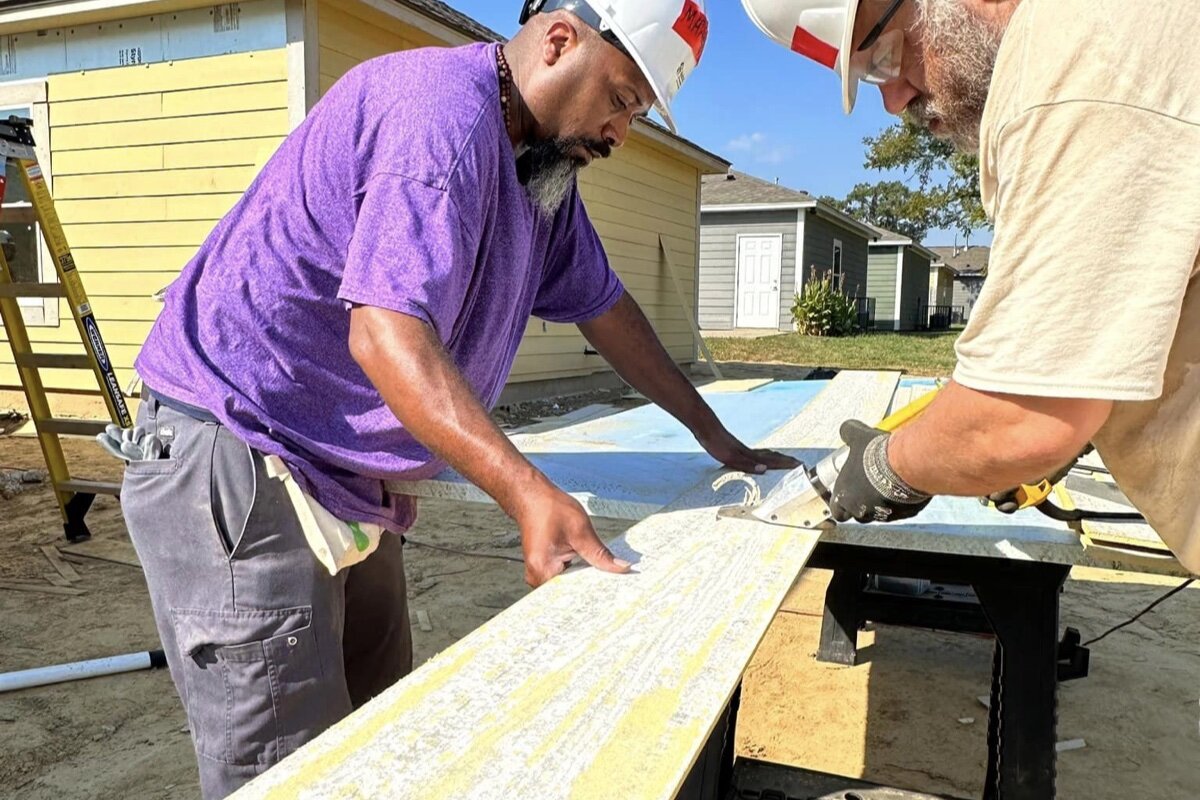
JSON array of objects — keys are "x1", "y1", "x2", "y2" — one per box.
[{"x1": 171, "y1": 607, "x2": 342, "y2": 767}]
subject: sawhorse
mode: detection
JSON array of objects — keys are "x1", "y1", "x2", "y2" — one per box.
[{"x1": 681, "y1": 542, "x2": 1089, "y2": 800}]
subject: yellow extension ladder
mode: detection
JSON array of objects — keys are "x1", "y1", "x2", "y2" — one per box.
[{"x1": 0, "y1": 115, "x2": 131, "y2": 542}]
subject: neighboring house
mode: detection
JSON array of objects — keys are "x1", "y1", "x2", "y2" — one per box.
[
  {"x1": 698, "y1": 170, "x2": 877, "y2": 332},
  {"x1": 930, "y1": 245, "x2": 991, "y2": 323},
  {"x1": 929, "y1": 261, "x2": 955, "y2": 313},
  {"x1": 0, "y1": 0, "x2": 728, "y2": 413},
  {"x1": 865, "y1": 225, "x2": 936, "y2": 331}
]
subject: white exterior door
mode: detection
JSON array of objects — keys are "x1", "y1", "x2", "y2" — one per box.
[{"x1": 735, "y1": 234, "x2": 782, "y2": 328}]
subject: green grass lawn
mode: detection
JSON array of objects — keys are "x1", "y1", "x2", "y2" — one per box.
[{"x1": 705, "y1": 331, "x2": 960, "y2": 377}]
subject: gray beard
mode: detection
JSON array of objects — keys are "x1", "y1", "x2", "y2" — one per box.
[
  {"x1": 516, "y1": 137, "x2": 609, "y2": 214},
  {"x1": 909, "y1": 0, "x2": 1007, "y2": 152},
  {"x1": 522, "y1": 155, "x2": 579, "y2": 214}
]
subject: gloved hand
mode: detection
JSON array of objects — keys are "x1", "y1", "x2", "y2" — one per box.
[
  {"x1": 829, "y1": 419, "x2": 932, "y2": 524},
  {"x1": 96, "y1": 424, "x2": 165, "y2": 462}
]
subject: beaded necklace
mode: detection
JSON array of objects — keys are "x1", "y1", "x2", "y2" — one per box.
[{"x1": 496, "y1": 45, "x2": 514, "y2": 131}]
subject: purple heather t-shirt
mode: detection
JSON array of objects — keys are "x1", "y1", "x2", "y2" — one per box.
[{"x1": 135, "y1": 44, "x2": 624, "y2": 532}]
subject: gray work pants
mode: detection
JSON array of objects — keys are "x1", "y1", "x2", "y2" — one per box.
[{"x1": 120, "y1": 395, "x2": 412, "y2": 799}]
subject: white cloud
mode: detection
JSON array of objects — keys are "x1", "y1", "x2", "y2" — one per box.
[
  {"x1": 727, "y1": 132, "x2": 767, "y2": 151},
  {"x1": 725, "y1": 132, "x2": 793, "y2": 165}
]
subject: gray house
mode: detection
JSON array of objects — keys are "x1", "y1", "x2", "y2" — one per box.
[
  {"x1": 866, "y1": 226, "x2": 937, "y2": 331},
  {"x1": 699, "y1": 171, "x2": 878, "y2": 332},
  {"x1": 930, "y1": 246, "x2": 991, "y2": 322}
]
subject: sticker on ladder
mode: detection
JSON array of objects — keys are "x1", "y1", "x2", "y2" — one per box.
[{"x1": 83, "y1": 317, "x2": 109, "y2": 372}]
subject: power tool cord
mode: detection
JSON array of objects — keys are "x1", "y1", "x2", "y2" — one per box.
[
  {"x1": 404, "y1": 536, "x2": 525, "y2": 564},
  {"x1": 1082, "y1": 578, "x2": 1196, "y2": 647}
]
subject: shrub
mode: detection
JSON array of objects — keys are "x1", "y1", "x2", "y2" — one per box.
[{"x1": 791, "y1": 273, "x2": 859, "y2": 337}]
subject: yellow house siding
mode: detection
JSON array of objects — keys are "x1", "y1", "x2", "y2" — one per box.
[
  {"x1": 318, "y1": 0, "x2": 445, "y2": 95},
  {"x1": 0, "y1": 49, "x2": 290, "y2": 395},
  {"x1": 316, "y1": 0, "x2": 701, "y2": 386}
]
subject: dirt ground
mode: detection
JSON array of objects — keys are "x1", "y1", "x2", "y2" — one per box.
[{"x1": 1, "y1": 386, "x2": 1198, "y2": 799}]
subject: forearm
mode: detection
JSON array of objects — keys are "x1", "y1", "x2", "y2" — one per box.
[
  {"x1": 350, "y1": 306, "x2": 550, "y2": 517},
  {"x1": 577, "y1": 291, "x2": 721, "y2": 435},
  {"x1": 888, "y1": 381, "x2": 1113, "y2": 496}
]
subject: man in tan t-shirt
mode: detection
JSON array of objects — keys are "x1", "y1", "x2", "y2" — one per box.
[{"x1": 743, "y1": 0, "x2": 1199, "y2": 573}]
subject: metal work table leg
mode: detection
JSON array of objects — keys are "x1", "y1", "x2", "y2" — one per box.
[
  {"x1": 807, "y1": 544, "x2": 1073, "y2": 799},
  {"x1": 975, "y1": 565, "x2": 1070, "y2": 800},
  {"x1": 819, "y1": 568, "x2": 865, "y2": 666}
]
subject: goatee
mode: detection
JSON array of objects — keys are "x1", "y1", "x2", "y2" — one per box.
[{"x1": 516, "y1": 137, "x2": 610, "y2": 214}]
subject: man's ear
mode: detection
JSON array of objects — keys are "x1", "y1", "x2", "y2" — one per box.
[{"x1": 541, "y1": 18, "x2": 581, "y2": 66}]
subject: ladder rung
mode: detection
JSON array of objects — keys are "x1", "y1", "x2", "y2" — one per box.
[
  {"x1": 57, "y1": 479, "x2": 121, "y2": 497},
  {"x1": 0, "y1": 282, "x2": 67, "y2": 298},
  {"x1": 40, "y1": 418, "x2": 109, "y2": 437},
  {"x1": 15, "y1": 353, "x2": 94, "y2": 370}
]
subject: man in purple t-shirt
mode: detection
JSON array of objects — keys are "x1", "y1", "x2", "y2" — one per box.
[{"x1": 120, "y1": 2, "x2": 792, "y2": 795}]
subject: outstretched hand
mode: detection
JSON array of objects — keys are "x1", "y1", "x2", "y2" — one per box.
[{"x1": 697, "y1": 426, "x2": 800, "y2": 474}]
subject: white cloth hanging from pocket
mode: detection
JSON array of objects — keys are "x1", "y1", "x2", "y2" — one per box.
[{"x1": 263, "y1": 455, "x2": 384, "y2": 575}]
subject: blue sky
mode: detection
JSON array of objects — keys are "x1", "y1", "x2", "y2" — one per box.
[{"x1": 447, "y1": 1, "x2": 988, "y2": 247}]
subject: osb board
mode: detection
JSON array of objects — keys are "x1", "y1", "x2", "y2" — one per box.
[{"x1": 232, "y1": 371, "x2": 902, "y2": 799}]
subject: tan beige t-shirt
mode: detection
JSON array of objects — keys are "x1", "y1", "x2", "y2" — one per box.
[{"x1": 956, "y1": 0, "x2": 1200, "y2": 573}]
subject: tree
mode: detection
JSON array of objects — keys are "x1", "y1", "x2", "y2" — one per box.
[
  {"x1": 828, "y1": 119, "x2": 990, "y2": 242},
  {"x1": 821, "y1": 181, "x2": 942, "y2": 242}
]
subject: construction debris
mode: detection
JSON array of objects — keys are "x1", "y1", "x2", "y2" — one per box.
[
  {"x1": 0, "y1": 580, "x2": 85, "y2": 597},
  {"x1": 0, "y1": 468, "x2": 46, "y2": 499},
  {"x1": 59, "y1": 540, "x2": 140, "y2": 569},
  {"x1": 40, "y1": 545, "x2": 81, "y2": 583}
]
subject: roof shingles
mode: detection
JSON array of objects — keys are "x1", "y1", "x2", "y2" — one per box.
[
  {"x1": 929, "y1": 245, "x2": 990, "y2": 275},
  {"x1": 398, "y1": 0, "x2": 504, "y2": 42},
  {"x1": 700, "y1": 170, "x2": 815, "y2": 206}
]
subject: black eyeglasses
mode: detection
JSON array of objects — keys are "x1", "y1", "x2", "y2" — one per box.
[{"x1": 857, "y1": 0, "x2": 908, "y2": 53}]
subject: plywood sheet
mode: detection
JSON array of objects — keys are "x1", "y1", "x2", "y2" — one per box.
[{"x1": 233, "y1": 372, "x2": 902, "y2": 800}]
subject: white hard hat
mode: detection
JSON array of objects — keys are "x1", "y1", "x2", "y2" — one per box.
[
  {"x1": 740, "y1": 0, "x2": 863, "y2": 113},
  {"x1": 520, "y1": 0, "x2": 709, "y2": 133}
]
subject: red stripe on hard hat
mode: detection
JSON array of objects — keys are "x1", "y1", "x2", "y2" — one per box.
[
  {"x1": 673, "y1": 0, "x2": 709, "y2": 64},
  {"x1": 790, "y1": 25, "x2": 838, "y2": 69}
]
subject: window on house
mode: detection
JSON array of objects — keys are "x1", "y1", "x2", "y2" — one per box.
[
  {"x1": 0, "y1": 86, "x2": 57, "y2": 326},
  {"x1": 831, "y1": 240, "x2": 844, "y2": 292}
]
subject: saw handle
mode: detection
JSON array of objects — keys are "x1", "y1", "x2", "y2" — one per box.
[
  {"x1": 822, "y1": 387, "x2": 940, "y2": 485},
  {"x1": 1013, "y1": 478, "x2": 1055, "y2": 509},
  {"x1": 876, "y1": 385, "x2": 941, "y2": 433}
]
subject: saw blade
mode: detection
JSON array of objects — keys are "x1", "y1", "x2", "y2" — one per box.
[{"x1": 715, "y1": 462, "x2": 837, "y2": 530}]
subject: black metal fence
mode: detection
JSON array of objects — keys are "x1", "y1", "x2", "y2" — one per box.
[
  {"x1": 851, "y1": 296, "x2": 876, "y2": 332},
  {"x1": 915, "y1": 299, "x2": 963, "y2": 331}
]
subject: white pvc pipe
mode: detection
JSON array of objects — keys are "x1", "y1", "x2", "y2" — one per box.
[{"x1": 0, "y1": 649, "x2": 166, "y2": 693}]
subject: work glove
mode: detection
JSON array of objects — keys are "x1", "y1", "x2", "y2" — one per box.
[
  {"x1": 828, "y1": 420, "x2": 932, "y2": 524},
  {"x1": 96, "y1": 424, "x2": 165, "y2": 462}
]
